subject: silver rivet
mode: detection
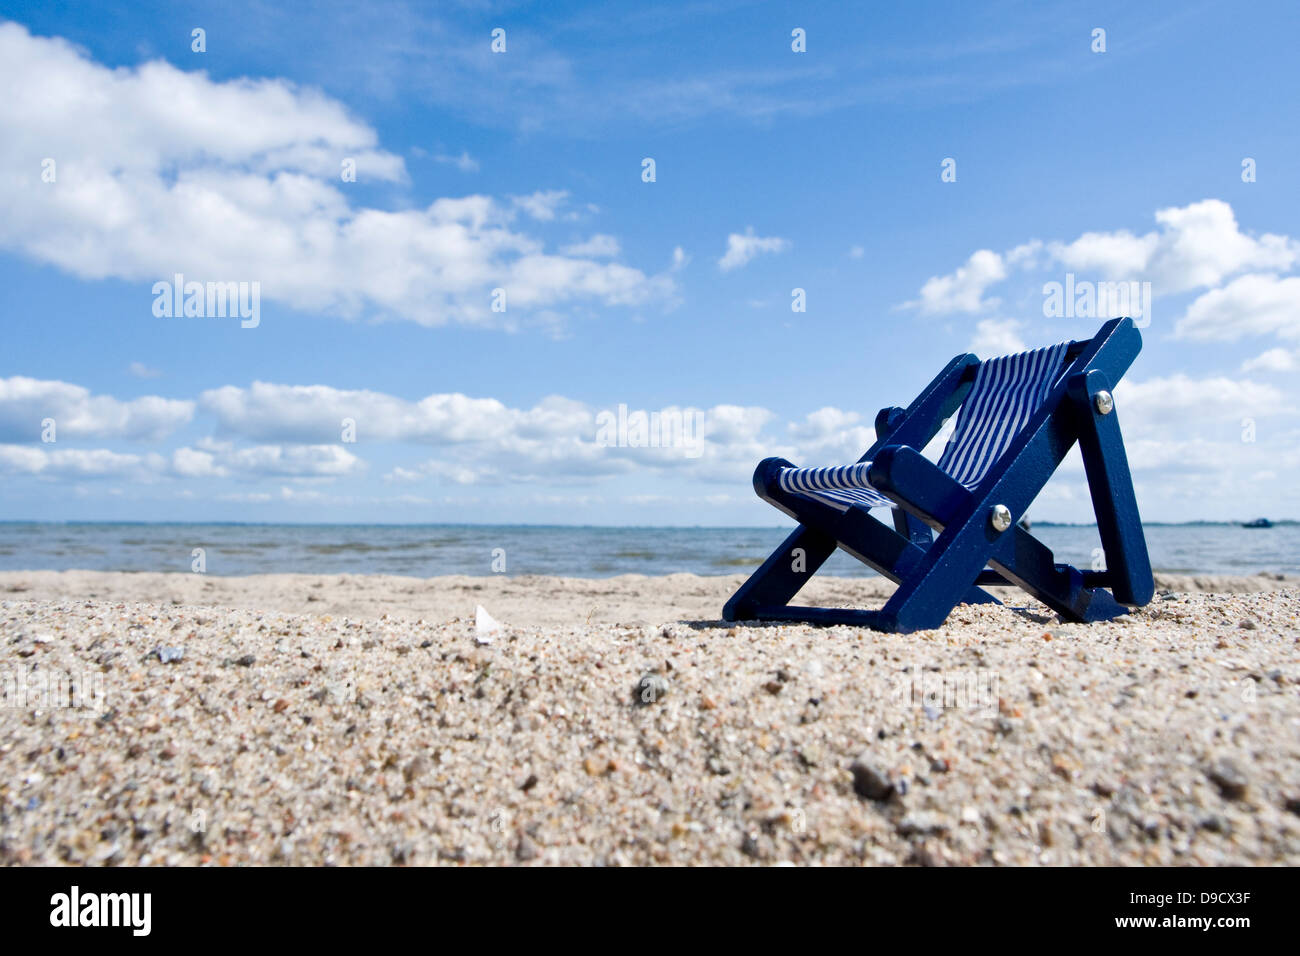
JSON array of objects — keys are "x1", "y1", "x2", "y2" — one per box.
[
  {"x1": 989, "y1": 504, "x2": 1012, "y2": 533},
  {"x1": 1094, "y1": 390, "x2": 1114, "y2": 415}
]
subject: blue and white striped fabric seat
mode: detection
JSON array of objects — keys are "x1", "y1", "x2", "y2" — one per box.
[
  {"x1": 777, "y1": 461, "x2": 892, "y2": 509},
  {"x1": 777, "y1": 342, "x2": 1070, "y2": 512}
]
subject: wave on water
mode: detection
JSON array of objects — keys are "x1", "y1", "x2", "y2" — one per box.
[{"x1": 0, "y1": 522, "x2": 1295, "y2": 578}]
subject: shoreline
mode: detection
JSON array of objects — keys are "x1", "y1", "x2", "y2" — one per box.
[{"x1": 0, "y1": 569, "x2": 1294, "y2": 627}]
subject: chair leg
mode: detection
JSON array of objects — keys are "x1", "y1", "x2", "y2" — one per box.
[
  {"x1": 723, "y1": 504, "x2": 996, "y2": 625},
  {"x1": 990, "y1": 526, "x2": 1129, "y2": 623},
  {"x1": 878, "y1": 522, "x2": 1104, "y2": 631},
  {"x1": 723, "y1": 524, "x2": 837, "y2": 621},
  {"x1": 867, "y1": 444, "x2": 1114, "y2": 630},
  {"x1": 1068, "y1": 370, "x2": 1154, "y2": 606},
  {"x1": 876, "y1": 514, "x2": 1000, "y2": 631}
]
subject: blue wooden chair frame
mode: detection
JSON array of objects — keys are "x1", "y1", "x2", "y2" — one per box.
[{"x1": 723, "y1": 317, "x2": 1154, "y2": 633}]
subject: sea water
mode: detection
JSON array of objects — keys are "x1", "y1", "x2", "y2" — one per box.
[{"x1": 0, "y1": 522, "x2": 1294, "y2": 578}]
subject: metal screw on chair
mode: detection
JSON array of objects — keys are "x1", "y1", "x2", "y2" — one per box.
[
  {"x1": 1094, "y1": 390, "x2": 1114, "y2": 415},
  {"x1": 989, "y1": 504, "x2": 1012, "y2": 533}
]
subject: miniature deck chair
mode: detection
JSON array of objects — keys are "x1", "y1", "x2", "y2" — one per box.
[{"x1": 723, "y1": 317, "x2": 1153, "y2": 633}]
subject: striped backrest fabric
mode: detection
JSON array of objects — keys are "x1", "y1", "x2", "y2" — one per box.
[{"x1": 936, "y1": 343, "x2": 1070, "y2": 490}]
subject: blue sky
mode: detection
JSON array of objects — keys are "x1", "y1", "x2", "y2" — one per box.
[{"x1": 1, "y1": 0, "x2": 1298, "y2": 525}]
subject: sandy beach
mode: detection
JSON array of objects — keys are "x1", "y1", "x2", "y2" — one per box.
[{"x1": 2, "y1": 570, "x2": 1298, "y2": 866}]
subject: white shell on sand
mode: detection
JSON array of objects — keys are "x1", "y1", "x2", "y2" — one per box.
[{"x1": 474, "y1": 604, "x2": 501, "y2": 644}]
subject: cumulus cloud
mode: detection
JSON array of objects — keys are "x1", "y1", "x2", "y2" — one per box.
[
  {"x1": 1149, "y1": 201, "x2": 1296, "y2": 290},
  {"x1": 907, "y1": 249, "x2": 1008, "y2": 314},
  {"x1": 718, "y1": 228, "x2": 791, "y2": 271},
  {"x1": 1241, "y1": 348, "x2": 1298, "y2": 373},
  {"x1": 0, "y1": 435, "x2": 356, "y2": 482},
  {"x1": 172, "y1": 440, "x2": 362, "y2": 479},
  {"x1": 1175, "y1": 273, "x2": 1300, "y2": 342},
  {"x1": 1050, "y1": 199, "x2": 1297, "y2": 293},
  {"x1": 1122, "y1": 437, "x2": 1256, "y2": 474},
  {"x1": 200, "y1": 383, "x2": 592, "y2": 445},
  {"x1": 0, "y1": 24, "x2": 671, "y2": 329},
  {"x1": 1108, "y1": 374, "x2": 1289, "y2": 494},
  {"x1": 0, "y1": 444, "x2": 165, "y2": 479},
  {"x1": 784, "y1": 407, "x2": 876, "y2": 467},
  {"x1": 194, "y1": 378, "x2": 808, "y2": 485},
  {"x1": 1048, "y1": 229, "x2": 1159, "y2": 279},
  {"x1": 1062, "y1": 371, "x2": 1297, "y2": 518},
  {"x1": 559, "y1": 234, "x2": 620, "y2": 258},
  {"x1": 0, "y1": 376, "x2": 193, "y2": 442},
  {"x1": 510, "y1": 190, "x2": 569, "y2": 221},
  {"x1": 1114, "y1": 374, "x2": 1286, "y2": 429},
  {"x1": 904, "y1": 200, "x2": 1299, "y2": 317},
  {"x1": 203, "y1": 382, "x2": 781, "y2": 484},
  {"x1": 3, "y1": 368, "x2": 1295, "y2": 525},
  {"x1": 968, "y1": 318, "x2": 1028, "y2": 356},
  {"x1": 425, "y1": 149, "x2": 479, "y2": 173},
  {"x1": 387, "y1": 461, "x2": 489, "y2": 486},
  {"x1": 128, "y1": 362, "x2": 162, "y2": 379}
]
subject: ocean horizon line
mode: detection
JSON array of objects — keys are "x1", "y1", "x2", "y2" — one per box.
[{"x1": 0, "y1": 518, "x2": 1296, "y2": 529}]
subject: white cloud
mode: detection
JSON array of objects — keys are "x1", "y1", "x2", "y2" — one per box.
[
  {"x1": 0, "y1": 436, "x2": 358, "y2": 482},
  {"x1": 200, "y1": 380, "x2": 789, "y2": 485},
  {"x1": 1123, "y1": 437, "x2": 1253, "y2": 473},
  {"x1": 171, "y1": 438, "x2": 362, "y2": 479},
  {"x1": 1175, "y1": 273, "x2": 1300, "y2": 342},
  {"x1": 1150, "y1": 200, "x2": 1297, "y2": 290},
  {"x1": 215, "y1": 491, "x2": 274, "y2": 504},
  {"x1": 1114, "y1": 374, "x2": 1286, "y2": 430},
  {"x1": 0, "y1": 376, "x2": 193, "y2": 442},
  {"x1": 387, "y1": 461, "x2": 495, "y2": 486},
  {"x1": 784, "y1": 408, "x2": 875, "y2": 465},
  {"x1": 1241, "y1": 348, "x2": 1298, "y2": 373},
  {"x1": 4, "y1": 367, "x2": 1296, "y2": 525},
  {"x1": 907, "y1": 248, "x2": 1007, "y2": 314},
  {"x1": 128, "y1": 362, "x2": 162, "y2": 379},
  {"x1": 1003, "y1": 240, "x2": 1044, "y2": 269},
  {"x1": 786, "y1": 407, "x2": 864, "y2": 441},
  {"x1": 718, "y1": 228, "x2": 791, "y2": 271},
  {"x1": 906, "y1": 200, "x2": 1300, "y2": 316},
  {"x1": 171, "y1": 446, "x2": 224, "y2": 478},
  {"x1": 0, "y1": 25, "x2": 670, "y2": 329},
  {"x1": 968, "y1": 318, "x2": 1027, "y2": 356},
  {"x1": 429, "y1": 150, "x2": 480, "y2": 173},
  {"x1": 560, "y1": 234, "x2": 620, "y2": 257},
  {"x1": 1048, "y1": 229, "x2": 1158, "y2": 279},
  {"x1": 0, "y1": 445, "x2": 165, "y2": 479},
  {"x1": 510, "y1": 190, "x2": 569, "y2": 221},
  {"x1": 1050, "y1": 200, "x2": 1298, "y2": 294},
  {"x1": 200, "y1": 382, "x2": 547, "y2": 444}
]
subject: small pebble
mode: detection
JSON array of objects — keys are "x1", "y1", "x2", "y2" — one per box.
[
  {"x1": 1206, "y1": 758, "x2": 1249, "y2": 800},
  {"x1": 850, "y1": 755, "x2": 893, "y2": 801}
]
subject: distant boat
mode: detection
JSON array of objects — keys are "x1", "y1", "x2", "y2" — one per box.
[{"x1": 1242, "y1": 518, "x2": 1273, "y2": 528}]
